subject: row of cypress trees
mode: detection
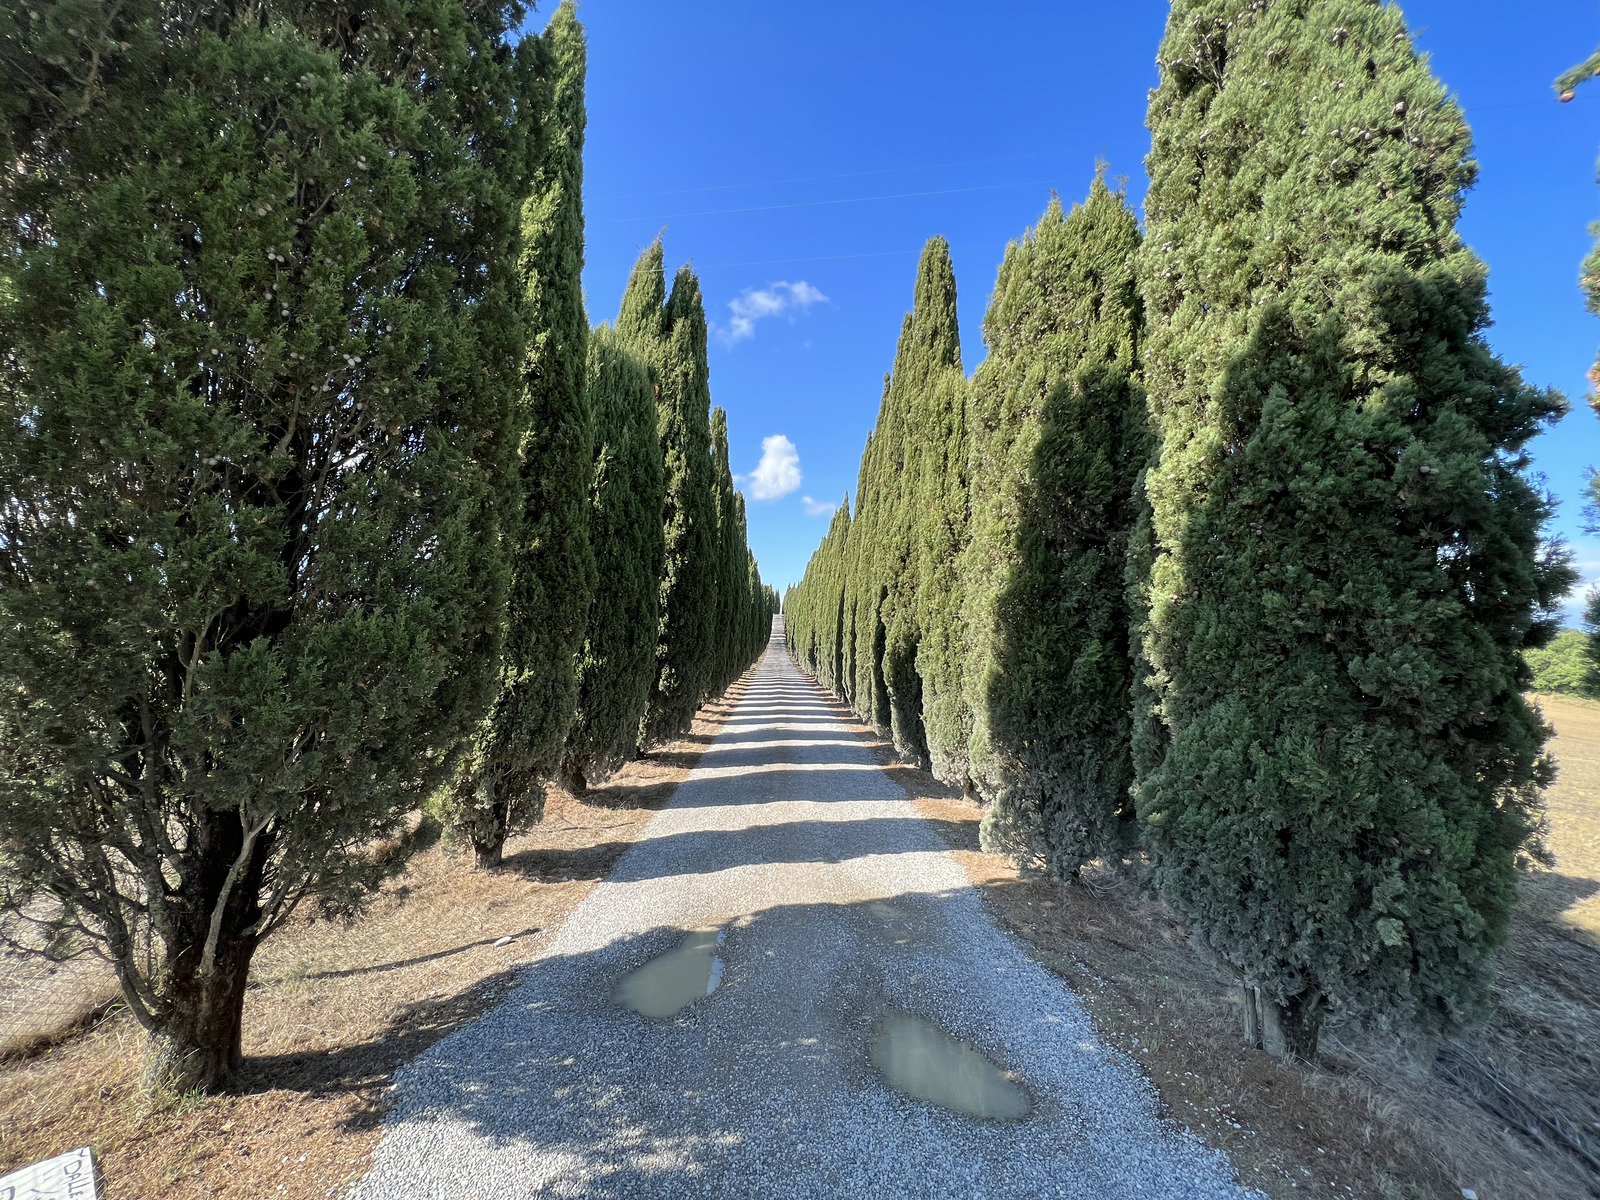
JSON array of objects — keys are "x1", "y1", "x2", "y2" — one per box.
[
  {"x1": 785, "y1": 0, "x2": 1574, "y2": 1058},
  {"x1": 0, "y1": 0, "x2": 772, "y2": 1091},
  {"x1": 452, "y1": 92, "x2": 778, "y2": 867}
]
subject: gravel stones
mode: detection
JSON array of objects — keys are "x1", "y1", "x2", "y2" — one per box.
[{"x1": 347, "y1": 642, "x2": 1259, "y2": 1199}]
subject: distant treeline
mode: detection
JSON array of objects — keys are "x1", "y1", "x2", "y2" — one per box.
[
  {"x1": 785, "y1": 1, "x2": 1590, "y2": 1060},
  {"x1": 0, "y1": 1, "x2": 774, "y2": 1094}
]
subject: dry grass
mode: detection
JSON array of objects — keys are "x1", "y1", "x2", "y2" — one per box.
[
  {"x1": 0, "y1": 682, "x2": 747, "y2": 1200},
  {"x1": 831, "y1": 693, "x2": 1600, "y2": 1200}
]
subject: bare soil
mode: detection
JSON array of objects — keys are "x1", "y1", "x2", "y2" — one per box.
[
  {"x1": 0, "y1": 683, "x2": 746, "y2": 1200},
  {"x1": 3, "y1": 678, "x2": 1594, "y2": 1200},
  {"x1": 835, "y1": 693, "x2": 1600, "y2": 1200}
]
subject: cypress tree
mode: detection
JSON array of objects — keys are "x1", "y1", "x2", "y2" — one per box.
[
  {"x1": 879, "y1": 238, "x2": 963, "y2": 768},
  {"x1": 1140, "y1": 0, "x2": 1574, "y2": 1056},
  {"x1": 845, "y1": 418, "x2": 892, "y2": 730},
  {"x1": 913, "y1": 367, "x2": 973, "y2": 791},
  {"x1": 621, "y1": 252, "x2": 720, "y2": 746},
  {"x1": 561, "y1": 325, "x2": 665, "y2": 792},
  {"x1": 454, "y1": 3, "x2": 595, "y2": 868},
  {"x1": 786, "y1": 497, "x2": 851, "y2": 692},
  {"x1": 731, "y1": 493, "x2": 765, "y2": 675},
  {"x1": 817, "y1": 500, "x2": 854, "y2": 692},
  {"x1": 965, "y1": 179, "x2": 1147, "y2": 877},
  {"x1": 710, "y1": 407, "x2": 743, "y2": 695},
  {"x1": 0, "y1": 0, "x2": 533, "y2": 1090},
  {"x1": 615, "y1": 242, "x2": 769, "y2": 735},
  {"x1": 824, "y1": 500, "x2": 853, "y2": 693}
]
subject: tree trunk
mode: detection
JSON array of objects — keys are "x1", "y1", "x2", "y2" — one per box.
[
  {"x1": 563, "y1": 760, "x2": 588, "y2": 795},
  {"x1": 135, "y1": 807, "x2": 269, "y2": 1095},
  {"x1": 138, "y1": 924, "x2": 257, "y2": 1094},
  {"x1": 473, "y1": 838, "x2": 504, "y2": 870},
  {"x1": 1242, "y1": 984, "x2": 1261, "y2": 1049},
  {"x1": 468, "y1": 779, "x2": 511, "y2": 870},
  {"x1": 1260, "y1": 990, "x2": 1321, "y2": 1061}
]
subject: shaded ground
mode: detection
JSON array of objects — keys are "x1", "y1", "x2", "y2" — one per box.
[
  {"x1": 3, "y1": 678, "x2": 1594, "y2": 1200},
  {"x1": 838, "y1": 693, "x2": 1600, "y2": 1200},
  {"x1": 348, "y1": 643, "x2": 1250, "y2": 1200},
  {"x1": 0, "y1": 686, "x2": 745, "y2": 1200}
]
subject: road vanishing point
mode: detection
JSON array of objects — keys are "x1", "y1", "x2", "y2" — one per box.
[{"x1": 350, "y1": 621, "x2": 1258, "y2": 1200}]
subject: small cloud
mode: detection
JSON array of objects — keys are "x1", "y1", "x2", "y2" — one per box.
[
  {"x1": 801, "y1": 496, "x2": 836, "y2": 518},
  {"x1": 721, "y1": 281, "x2": 828, "y2": 345},
  {"x1": 747, "y1": 435, "x2": 801, "y2": 501}
]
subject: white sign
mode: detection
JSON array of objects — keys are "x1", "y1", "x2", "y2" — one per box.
[{"x1": 0, "y1": 1147, "x2": 100, "y2": 1200}]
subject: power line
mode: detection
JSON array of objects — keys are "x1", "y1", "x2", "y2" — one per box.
[
  {"x1": 698, "y1": 242, "x2": 1010, "y2": 270},
  {"x1": 599, "y1": 179, "x2": 1061, "y2": 225},
  {"x1": 589, "y1": 149, "x2": 1076, "y2": 203}
]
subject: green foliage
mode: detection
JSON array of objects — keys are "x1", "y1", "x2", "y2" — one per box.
[
  {"x1": 453, "y1": 1, "x2": 595, "y2": 867},
  {"x1": 786, "y1": 499, "x2": 852, "y2": 693},
  {"x1": 1138, "y1": 0, "x2": 1574, "y2": 1056},
  {"x1": 880, "y1": 240, "x2": 963, "y2": 769},
  {"x1": 845, "y1": 415, "x2": 892, "y2": 730},
  {"x1": 709, "y1": 408, "x2": 747, "y2": 697},
  {"x1": 0, "y1": 0, "x2": 533, "y2": 1091},
  {"x1": 836, "y1": 240, "x2": 964, "y2": 767},
  {"x1": 789, "y1": 240, "x2": 969, "y2": 784},
  {"x1": 1557, "y1": 49, "x2": 1600, "y2": 677},
  {"x1": 965, "y1": 179, "x2": 1148, "y2": 877},
  {"x1": 642, "y1": 260, "x2": 719, "y2": 744},
  {"x1": 616, "y1": 242, "x2": 766, "y2": 745},
  {"x1": 912, "y1": 365, "x2": 973, "y2": 787},
  {"x1": 1524, "y1": 629, "x2": 1599, "y2": 697},
  {"x1": 1588, "y1": 583, "x2": 1600, "y2": 689},
  {"x1": 561, "y1": 325, "x2": 665, "y2": 791}
]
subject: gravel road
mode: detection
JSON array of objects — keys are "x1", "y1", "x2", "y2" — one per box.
[{"x1": 348, "y1": 626, "x2": 1258, "y2": 1199}]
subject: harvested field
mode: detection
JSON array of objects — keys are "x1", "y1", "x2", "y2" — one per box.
[
  {"x1": 0, "y1": 684, "x2": 745, "y2": 1200},
  {"x1": 848, "y1": 692, "x2": 1600, "y2": 1200}
]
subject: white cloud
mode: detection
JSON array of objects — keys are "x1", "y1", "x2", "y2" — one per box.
[
  {"x1": 722, "y1": 280, "x2": 828, "y2": 345},
  {"x1": 747, "y1": 435, "x2": 802, "y2": 501},
  {"x1": 802, "y1": 496, "x2": 836, "y2": 518},
  {"x1": 1560, "y1": 558, "x2": 1600, "y2": 628}
]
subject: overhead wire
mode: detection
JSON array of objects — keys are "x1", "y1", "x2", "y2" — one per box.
[
  {"x1": 589, "y1": 148, "x2": 1077, "y2": 203},
  {"x1": 598, "y1": 179, "x2": 1062, "y2": 225}
]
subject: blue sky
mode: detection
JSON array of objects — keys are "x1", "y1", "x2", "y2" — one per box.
[{"x1": 548, "y1": 0, "x2": 1600, "y2": 620}]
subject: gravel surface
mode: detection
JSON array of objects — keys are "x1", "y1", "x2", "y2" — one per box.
[{"x1": 348, "y1": 627, "x2": 1260, "y2": 1199}]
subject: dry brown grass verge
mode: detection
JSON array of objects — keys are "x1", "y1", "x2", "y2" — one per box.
[
  {"x1": 823, "y1": 690, "x2": 1600, "y2": 1200},
  {"x1": 0, "y1": 680, "x2": 749, "y2": 1200}
]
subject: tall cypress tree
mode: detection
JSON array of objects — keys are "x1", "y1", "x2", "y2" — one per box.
[
  {"x1": 638, "y1": 263, "x2": 718, "y2": 745},
  {"x1": 1140, "y1": 0, "x2": 1573, "y2": 1056},
  {"x1": 731, "y1": 492, "x2": 763, "y2": 675},
  {"x1": 561, "y1": 325, "x2": 664, "y2": 792},
  {"x1": 814, "y1": 499, "x2": 853, "y2": 693},
  {"x1": 709, "y1": 407, "x2": 744, "y2": 695},
  {"x1": 456, "y1": 2, "x2": 594, "y2": 868},
  {"x1": 879, "y1": 238, "x2": 963, "y2": 769},
  {"x1": 786, "y1": 497, "x2": 851, "y2": 692},
  {"x1": 965, "y1": 180, "x2": 1147, "y2": 877},
  {"x1": 0, "y1": 0, "x2": 533, "y2": 1090},
  {"x1": 846, "y1": 418, "x2": 891, "y2": 730},
  {"x1": 914, "y1": 368, "x2": 973, "y2": 791}
]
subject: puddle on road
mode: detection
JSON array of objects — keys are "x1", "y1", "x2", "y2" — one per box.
[
  {"x1": 613, "y1": 928, "x2": 724, "y2": 1019},
  {"x1": 869, "y1": 1011, "x2": 1031, "y2": 1121}
]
